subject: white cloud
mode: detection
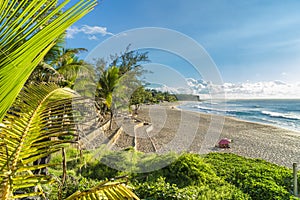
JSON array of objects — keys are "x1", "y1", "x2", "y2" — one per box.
[
  {"x1": 81, "y1": 25, "x2": 113, "y2": 35},
  {"x1": 88, "y1": 35, "x2": 98, "y2": 40},
  {"x1": 66, "y1": 25, "x2": 114, "y2": 39},
  {"x1": 66, "y1": 26, "x2": 80, "y2": 39},
  {"x1": 151, "y1": 78, "x2": 300, "y2": 99}
]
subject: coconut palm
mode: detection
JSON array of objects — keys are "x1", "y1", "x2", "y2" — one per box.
[
  {"x1": 26, "y1": 34, "x2": 67, "y2": 85},
  {"x1": 53, "y1": 48, "x2": 95, "y2": 89},
  {"x1": 94, "y1": 50, "x2": 149, "y2": 126},
  {"x1": 0, "y1": 0, "x2": 140, "y2": 199},
  {"x1": 0, "y1": 0, "x2": 97, "y2": 122},
  {"x1": 0, "y1": 84, "x2": 139, "y2": 199},
  {"x1": 27, "y1": 44, "x2": 95, "y2": 90},
  {"x1": 96, "y1": 66, "x2": 120, "y2": 129},
  {"x1": 0, "y1": 84, "x2": 79, "y2": 199}
]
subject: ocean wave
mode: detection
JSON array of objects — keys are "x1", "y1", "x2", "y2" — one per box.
[
  {"x1": 190, "y1": 105, "x2": 300, "y2": 121},
  {"x1": 261, "y1": 111, "x2": 300, "y2": 120},
  {"x1": 180, "y1": 100, "x2": 300, "y2": 132},
  {"x1": 191, "y1": 104, "x2": 256, "y2": 115},
  {"x1": 192, "y1": 105, "x2": 227, "y2": 113},
  {"x1": 226, "y1": 110, "x2": 256, "y2": 116}
]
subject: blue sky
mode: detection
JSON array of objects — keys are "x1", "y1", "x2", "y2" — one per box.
[{"x1": 65, "y1": 0, "x2": 300, "y2": 96}]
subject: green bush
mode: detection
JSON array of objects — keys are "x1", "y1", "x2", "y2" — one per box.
[
  {"x1": 161, "y1": 153, "x2": 217, "y2": 187},
  {"x1": 135, "y1": 177, "x2": 188, "y2": 200},
  {"x1": 135, "y1": 176, "x2": 249, "y2": 200},
  {"x1": 133, "y1": 153, "x2": 250, "y2": 200},
  {"x1": 48, "y1": 147, "x2": 297, "y2": 199},
  {"x1": 80, "y1": 160, "x2": 120, "y2": 180},
  {"x1": 204, "y1": 153, "x2": 295, "y2": 200}
]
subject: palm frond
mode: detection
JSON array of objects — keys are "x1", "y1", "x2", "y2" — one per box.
[
  {"x1": 57, "y1": 63, "x2": 96, "y2": 88},
  {"x1": 26, "y1": 62, "x2": 60, "y2": 84},
  {"x1": 65, "y1": 180, "x2": 140, "y2": 200},
  {"x1": 0, "y1": 0, "x2": 97, "y2": 122},
  {"x1": 0, "y1": 84, "x2": 81, "y2": 199},
  {"x1": 43, "y1": 33, "x2": 67, "y2": 64},
  {"x1": 97, "y1": 66, "x2": 120, "y2": 109}
]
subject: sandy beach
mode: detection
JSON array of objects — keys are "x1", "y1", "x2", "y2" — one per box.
[{"x1": 130, "y1": 102, "x2": 300, "y2": 168}]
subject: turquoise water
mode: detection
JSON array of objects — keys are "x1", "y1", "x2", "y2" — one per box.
[{"x1": 179, "y1": 99, "x2": 300, "y2": 133}]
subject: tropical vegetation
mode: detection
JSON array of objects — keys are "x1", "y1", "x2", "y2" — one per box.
[
  {"x1": 1, "y1": 0, "x2": 298, "y2": 200},
  {"x1": 0, "y1": 0, "x2": 96, "y2": 122},
  {"x1": 48, "y1": 148, "x2": 300, "y2": 200},
  {"x1": 0, "y1": 0, "x2": 139, "y2": 199},
  {"x1": 95, "y1": 49, "x2": 149, "y2": 126},
  {"x1": 130, "y1": 87, "x2": 177, "y2": 114}
]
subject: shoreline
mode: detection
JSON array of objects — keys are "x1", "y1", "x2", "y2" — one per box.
[
  {"x1": 137, "y1": 102, "x2": 300, "y2": 168},
  {"x1": 175, "y1": 100, "x2": 300, "y2": 136}
]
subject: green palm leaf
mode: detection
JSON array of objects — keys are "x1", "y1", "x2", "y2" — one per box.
[
  {"x1": 97, "y1": 66, "x2": 120, "y2": 109},
  {"x1": 0, "y1": 0, "x2": 97, "y2": 122},
  {"x1": 0, "y1": 84, "x2": 81, "y2": 199},
  {"x1": 65, "y1": 180, "x2": 140, "y2": 200}
]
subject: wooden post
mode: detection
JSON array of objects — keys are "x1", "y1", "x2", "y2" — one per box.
[
  {"x1": 293, "y1": 163, "x2": 298, "y2": 197},
  {"x1": 62, "y1": 148, "x2": 67, "y2": 185},
  {"x1": 58, "y1": 148, "x2": 67, "y2": 200}
]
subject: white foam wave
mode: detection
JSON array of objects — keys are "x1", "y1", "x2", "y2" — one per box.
[
  {"x1": 261, "y1": 111, "x2": 300, "y2": 120},
  {"x1": 191, "y1": 105, "x2": 235, "y2": 113}
]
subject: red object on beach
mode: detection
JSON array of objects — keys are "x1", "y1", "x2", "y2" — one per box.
[
  {"x1": 218, "y1": 138, "x2": 231, "y2": 148},
  {"x1": 219, "y1": 138, "x2": 231, "y2": 144}
]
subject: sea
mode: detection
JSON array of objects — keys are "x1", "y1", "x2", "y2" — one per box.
[{"x1": 178, "y1": 99, "x2": 300, "y2": 133}]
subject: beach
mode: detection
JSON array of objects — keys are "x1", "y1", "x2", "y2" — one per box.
[{"x1": 132, "y1": 102, "x2": 300, "y2": 168}]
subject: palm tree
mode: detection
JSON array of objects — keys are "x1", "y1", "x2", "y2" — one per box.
[
  {"x1": 26, "y1": 33, "x2": 66, "y2": 85},
  {"x1": 0, "y1": 1, "x2": 140, "y2": 199},
  {"x1": 94, "y1": 49, "x2": 149, "y2": 126},
  {"x1": 0, "y1": 84, "x2": 139, "y2": 199},
  {"x1": 0, "y1": 0, "x2": 97, "y2": 122},
  {"x1": 96, "y1": 66, "x2": 120, "y2": 129},
  {"x1": 27, "y1": 44, "x2": 95, "y2": 90},
  {"x1": 0, "y1": 84, "x2": 79, "y2": 199},
  {"x1": 53, "y1": 48, "x2": 95, "y2": 89}
]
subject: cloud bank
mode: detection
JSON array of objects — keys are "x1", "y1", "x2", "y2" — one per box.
[
  {"x1": 66, "y1": 25, "x2": 114, "y2": 40},
  {"x1": 152, "y1": 78, "x2": 300, "y2": 99}
]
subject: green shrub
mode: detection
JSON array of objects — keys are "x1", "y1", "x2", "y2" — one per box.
[
  {"x1": 48, "y1": 147, "x2": 297, "y2": 200},
  {"x1": 161, "y1": 153, "x2": 217, "y2": 187},
  {"x1": 80, "y1": 160, "x2": 120, "y2": 180},
  {"x1": 133, "y1": 153, "x2": 250, "y2": 200},
  {"x1": 204, "y1": 153, "x2": 295, "y2": 199},
  {"x1": 135, "y1": 177, "x2": 187, "y2": 200}
]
